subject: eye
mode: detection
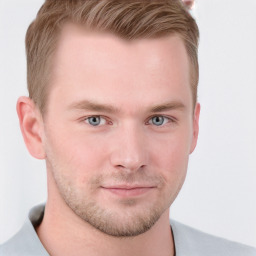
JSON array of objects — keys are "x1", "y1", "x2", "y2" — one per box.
[
  {"x1": 149, "y1": 116, "x2": 170, "y2": 126},
  {"x1": 85, "y1": 116, "x2": 107, "y2": 126}
]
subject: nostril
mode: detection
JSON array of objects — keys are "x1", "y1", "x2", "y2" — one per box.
[{"x1": 114, "y1": 162, "x2": 146, "y2": 173}]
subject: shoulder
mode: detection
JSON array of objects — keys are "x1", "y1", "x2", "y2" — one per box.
[
  {"x1": 0, "y1": 230, "x2": 26, "y2": 256},
  {"x1": 0, "y1": 219, "x2": 48, "y2": 256},
  {"x1": 0, "y1": 223, "x2": 32, "y2": 256},
  {"x1": 171, "y1": 219, "x2": 256, "y2": 256}
]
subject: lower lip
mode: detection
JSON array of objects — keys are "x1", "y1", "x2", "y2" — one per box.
[{"x1": 102, "y1": 187, "x2": 154, "y2": 197}]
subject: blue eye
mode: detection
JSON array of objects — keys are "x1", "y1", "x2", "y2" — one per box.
[
  {"x1": 86, "y1": 116, "x2": 106, "y2": 126},
  {"x1": 150, "y1": 116, "x2": 169, "y2": 126}
]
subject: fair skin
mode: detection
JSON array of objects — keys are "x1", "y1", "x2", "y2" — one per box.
[{"x1": 17, "y1": 24, "x2": 200, "y2": 256}]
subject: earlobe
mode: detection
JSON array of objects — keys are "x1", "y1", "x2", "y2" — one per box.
[
  {"x1": 16, "y1": 96, "x2": 46, "y2": 159},
  {"x1": 190, "y1": 103, "x2": 200, "y2": 154}
]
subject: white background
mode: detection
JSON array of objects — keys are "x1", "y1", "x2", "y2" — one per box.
[{"x1": 0, "y1": 0, "x2": 255, "y2": 247}]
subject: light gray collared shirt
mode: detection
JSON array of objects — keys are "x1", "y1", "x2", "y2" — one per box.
[{"x1": 1, "y1": 204, "x2": 256, "y2": 256}]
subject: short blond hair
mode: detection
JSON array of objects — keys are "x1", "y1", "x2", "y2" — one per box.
[{"x1": 26, "y1": 0, "x2": 199, "y2": 114}]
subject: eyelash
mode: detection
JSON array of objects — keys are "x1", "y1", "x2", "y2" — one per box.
[
  {"x1": 82, "y1": 115, "x2": 176, "y2": 127},
  {"x1": 146, "y1": 115, "x2": 176, "y2": 126},
  {"x1": 83, "y1": 115, "x2": 112, "y2": 126}
]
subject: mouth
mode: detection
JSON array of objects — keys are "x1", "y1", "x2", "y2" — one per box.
[{"x1": 100, "y1": 185, "x2": 156, "y2": 197}]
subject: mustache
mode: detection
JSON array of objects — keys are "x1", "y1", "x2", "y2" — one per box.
[{"x1": 90, "y1": 169, "x2": 165, "y2": 188}]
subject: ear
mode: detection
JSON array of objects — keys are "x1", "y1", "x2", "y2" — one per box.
[
  {"x1": 190, "y1": 102, "x2": 200, "y2": 154},
  {"x1": 16, "y1": 96, "x2": 46, "y2": 159}
]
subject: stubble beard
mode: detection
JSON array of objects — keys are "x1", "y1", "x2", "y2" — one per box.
[
  {"x1": 46, "y1": 154, "x2": 172, "y2": 237},
  {"x1": 65, "y1": 195, "x2": 165, "y2": 237}
]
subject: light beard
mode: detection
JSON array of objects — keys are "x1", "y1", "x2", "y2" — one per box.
[
  {"x1": 46, "y1": 158, "x2": 172, "y2": 237},
  {"x1": 65, "y1": 197, "x2": 165, "y2": 237}
]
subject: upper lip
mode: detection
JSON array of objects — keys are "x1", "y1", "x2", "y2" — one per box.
[{"x1": 101, "y1": 185, "x2": 156, "y2": 190}]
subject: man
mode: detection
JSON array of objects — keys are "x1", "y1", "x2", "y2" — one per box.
[{"x1": 1, "y1": 0, "x2": 255, "y2": 255}]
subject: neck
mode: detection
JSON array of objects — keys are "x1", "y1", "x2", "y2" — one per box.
[{"x1": 36, "y1": 199, "x2": 174, "y2": 256}]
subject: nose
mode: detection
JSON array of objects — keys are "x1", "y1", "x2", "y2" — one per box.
[{"x1": 110, "y1": 125, "x2": 148, "y2": 172}]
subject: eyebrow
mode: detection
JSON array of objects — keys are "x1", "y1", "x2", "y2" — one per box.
[
  {"x1": 67, "y1": 99, "x2": 186, "y2": 113},
  {"x1": 67, "y1": 100, "x2": 119, "y2": 113},
  {"x1": 149, "y1": 101, "x2": 186, "y2": 113}
]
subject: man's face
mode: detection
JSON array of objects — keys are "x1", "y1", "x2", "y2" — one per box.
[{"x1": 42, "y1": 24, "x2": 199, "y2": 237}]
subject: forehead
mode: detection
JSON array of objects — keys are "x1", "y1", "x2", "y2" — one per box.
[
  {"x1": 54, "y1": 23, "x2": 189, "y2": 71},
  {"x1": 48, "y1": 23, "x2": 192, "y2": 113}
]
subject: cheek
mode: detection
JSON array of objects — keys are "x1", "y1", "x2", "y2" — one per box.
[
  {"x1": 150, "y1": 131, "x2": 191, "y2": 182},
  {"x1": 45, "y1": 128, "x2": 108, "y2": 181}
]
